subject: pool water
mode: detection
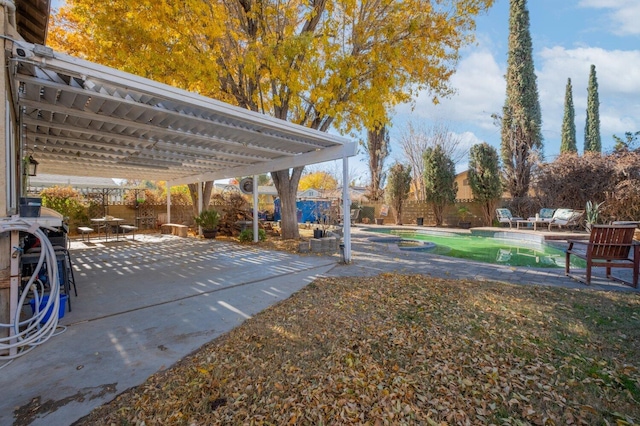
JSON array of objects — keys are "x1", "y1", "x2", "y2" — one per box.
[{"x1": 368, "y1": 229, "x2": 587, "y2": 269}]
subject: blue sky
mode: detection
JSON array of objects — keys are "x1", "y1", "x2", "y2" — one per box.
[{"x1": 381, "y1": 0, "x2": 640, "y2": 178}]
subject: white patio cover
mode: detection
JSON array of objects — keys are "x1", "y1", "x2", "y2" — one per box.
[
  {"x1": 8, "y1": 41, "x2": 355, "y2": 259},
  {"x1": 9, "y1": 41, "x2": 357, "y2": 185}
]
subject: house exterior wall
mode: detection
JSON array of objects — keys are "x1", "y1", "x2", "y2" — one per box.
[
  {"x1": 1, "y1": 7, "x2": 10, "y2": 344},
  {"x1": 455, "y1": 171, "x2": 474, "y2": 201}
]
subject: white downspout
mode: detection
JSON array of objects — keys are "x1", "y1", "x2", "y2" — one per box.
[{"x1": 252, "y1": 175, "x2": 258, "y2": 242}]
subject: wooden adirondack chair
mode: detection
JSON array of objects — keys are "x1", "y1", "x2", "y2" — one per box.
[{"x1": 565, "y1": 224, "x2": 639, "y2": 288}]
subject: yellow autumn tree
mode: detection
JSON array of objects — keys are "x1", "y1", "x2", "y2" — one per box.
[
  {"x1": 299, "y1": 172, "x2": 338, "y2": 192},
  {"x1": 49, "y1": 0, "x2": 494, "y2": 238}
]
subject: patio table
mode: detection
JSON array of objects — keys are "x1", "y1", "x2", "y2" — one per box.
[
  {"x1": 90, "y1": 217, "x2": 124, "y2": 241},
  {"x1": 516, "y1": 217, "x2": 551, "y2": 231}
]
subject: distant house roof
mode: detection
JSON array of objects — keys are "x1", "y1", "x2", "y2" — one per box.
[
  {"x1": 29, "y1": 173, "x2": 123, "y2": 189},
  {"x1": 324, "y1": 186, "x2": 368, "y2": 202},
  {"x1": 298, "y1": 189, "x2": 324, "y2": 199}
]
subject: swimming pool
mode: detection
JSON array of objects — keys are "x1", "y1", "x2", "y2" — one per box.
[{"x1": 366, "y1": 228, "x2": 587, "y2": 269}]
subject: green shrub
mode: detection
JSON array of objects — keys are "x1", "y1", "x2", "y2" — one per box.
[
  {"x1": 40, "y1": 186, "x2": 89, "y2": 229},
  {"x1": 239, "y1": 229, "x2": 266, "y2": 242}
]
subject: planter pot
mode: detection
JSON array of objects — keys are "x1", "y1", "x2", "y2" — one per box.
[
  {"x1": 375, "y1": 218, "x2": 384, "y2": 225},
  {"x1": 416, "y1": 217, "x2": 424, "y2": 226},
  {"x1": 458, "y1": 221, "x2": 472, "y2": 229},
  {"x1": 202, "y1": 229, "x2": 218, "y2": 239}
]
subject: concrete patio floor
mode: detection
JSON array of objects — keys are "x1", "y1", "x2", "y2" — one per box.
[
  {"x1": 1, "y1": 234, "x2": 338, "y2": 426},
  {"x1": 1, "y1": 227, "x2": 637, "y2": 425}
]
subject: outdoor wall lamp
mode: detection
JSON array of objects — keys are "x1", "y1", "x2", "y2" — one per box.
[{"x1": 27, "y1": 155, "x2": 38, "y2": 176}]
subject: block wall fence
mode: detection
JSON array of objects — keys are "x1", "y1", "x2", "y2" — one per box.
[{"x1": 75, "y1": 199, "x2": 502, "y2": 232}]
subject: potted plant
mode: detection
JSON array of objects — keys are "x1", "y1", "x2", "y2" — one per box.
[
  {"x1": 585, "y1": 200, "x2": 604, "y2": 233},
  {"x1": 194, "y1": 209, "x2": 221, "y2": 238},
  {"x1": 457, "y1": 206, "x2": 472, "y2": 229}
]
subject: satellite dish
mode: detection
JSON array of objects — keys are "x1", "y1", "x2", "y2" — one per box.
[{"x1": 239, "y1": 177, "x2": 253, "y2": 194}]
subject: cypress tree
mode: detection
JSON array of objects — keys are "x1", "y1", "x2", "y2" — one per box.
[
  {"x1": 500, "y1": 0, "x2": 543, "y2": 199},
  {"x1": 423, "y1": 145, "x2": 457, "y2": 227},
  {"x1": 468, "y1": 143, "x2": 503, "y2": 225},
  {"x1": 385, "y1": 163, "x2": 412, "y2": 225},
  {"x1": 560, "y1": 78, "x2": 577, "y2": 153},
  {"x1": 584, "y1": 64, "x2": 601, "y2": 153}
]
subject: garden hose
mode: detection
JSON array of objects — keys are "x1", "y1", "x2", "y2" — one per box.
[{"x1": 0, "y1": 218, "x2": 64, "y2": 367}]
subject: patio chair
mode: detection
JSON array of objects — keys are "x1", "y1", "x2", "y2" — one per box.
[
  {"x1": 496, "y1": 208, "x2": 524, "y2": 228},
  {"x1": 565, "y1": 224, "x2": 639, "y2": 288},
  {"x1": 548, "y1": 209, "x2": 583, "y2": 231},
  {"x1": 528, "y1": 208, "x2": 555, "y2": 222}
]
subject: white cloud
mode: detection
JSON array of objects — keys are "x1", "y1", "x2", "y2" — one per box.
[
  {"x1": 578, "y1": 0, "x2": 640, "y2": 36},
  {"x1": 396, "y1": 47, "x2": 505, "y2": 133},
  {"x1": 457, "y1": 131, "x2": 483, "y2": 151}
]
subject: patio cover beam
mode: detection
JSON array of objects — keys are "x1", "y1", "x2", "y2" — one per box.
[
  {"x1": 10, "y1": 41, "x2": 357, "y2": 183},
  {"x1": 168, "y1": 143, "x2": 356, "y2": 186}
]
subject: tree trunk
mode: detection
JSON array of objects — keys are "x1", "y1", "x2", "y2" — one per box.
[
  {"x1": 481, "y1": 200, "x2": 498, "y2": 226},
  {"x1": 188, "y1": 181, "x2": 214, "y2": 218},
  {"x1": 433, "y1": 204, "x2": 444, "y2": 226},
  {"x1": 393, "y1": 203, "x2": 403, "y2": 225},
  {"x1": 272, "y1": 167, "x2": 304, "y2": 239}
]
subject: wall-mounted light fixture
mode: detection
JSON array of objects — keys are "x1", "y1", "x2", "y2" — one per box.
[{"x1": 27, "y1": 155, "x2": 38, "y2": 176}]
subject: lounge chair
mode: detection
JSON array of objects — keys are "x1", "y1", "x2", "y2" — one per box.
[
  {"x1": 528, "y1": 208, "x2": 555, "y2": 222},
  {"x1": 548, "y1": 209, "x2": 584, "y2": 231},
  {"x1": 565, "y1": 224, "x2": 639, "y2": 287},
  {"x1": 496, "y1": 208, "x2": 524, "y2": 228}
]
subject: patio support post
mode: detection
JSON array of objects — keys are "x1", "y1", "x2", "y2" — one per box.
[
  {"x1": 197, "y1": 182, "x2": 203, "y2": 236},
  {"x1": 166, "y1": 184, "x2": 171, "y2": 223},
  {"x1": 342, "y1": 155, "x2": 351, "y2": 263},
  {"x1": 253, "y1": 175, "x2": 258, "y2": 243}
]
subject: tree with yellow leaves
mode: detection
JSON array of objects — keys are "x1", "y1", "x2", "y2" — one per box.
[
  {"x1": 299, "y1": 171, "x2": 338, "y2": 192},
  {"x1": 50, "y1": 0, "x2": 494, "y2": 238}
]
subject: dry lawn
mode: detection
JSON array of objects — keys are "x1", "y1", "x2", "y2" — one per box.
[{"x1": 77, "y1": 273, "x2": 640, "y2": 425}]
